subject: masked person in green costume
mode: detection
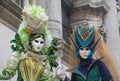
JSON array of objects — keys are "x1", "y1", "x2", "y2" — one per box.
[{"x1": 0, "y1": 5, "x2": 66, "y2": 81}]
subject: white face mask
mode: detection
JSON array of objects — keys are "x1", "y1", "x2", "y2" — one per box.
[
  {"x1": 79, "y1": 47, "x2": 90, "y2": 59},
  {"x1": 32, "y1": 37, "x2": 44, "y2": 52}
]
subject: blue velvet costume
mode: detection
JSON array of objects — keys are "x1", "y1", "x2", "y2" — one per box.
[{"x1": 71, "y1": 57, "x2": 113, "y2": 81}]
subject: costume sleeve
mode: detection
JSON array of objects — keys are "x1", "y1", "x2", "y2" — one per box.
[
  {"x1": 71, "y1": 73, "x2": 77, "y2": 81},
  {"x1": 52, "y1": 66, "x2": 66, "y2": 81},
  {"x1": 64, "y1": 76, "x2": 68, "y2": 81},
  {"x1": 98, "y1": 61, "x2": 114, "y2": 81},
  {"x1": 0, "y1": 51, "x2": 20, "y2": 80},
  {"x1": 64, "y1": 76, "x2": 71, "y2": 81}
]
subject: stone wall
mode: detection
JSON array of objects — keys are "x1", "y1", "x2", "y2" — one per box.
[
  {"x1": 105, "y1": 0, "x2": 120, "y2": 75},
  {"x1": 0, "y1": 21, "x2": 16, "y2": 81},
  {"x1": 70, "y1": 0, "x2": 108, "y2": 41},
  {"x1": 38, "y1": 0, "x2": 63, "y2": 39}
]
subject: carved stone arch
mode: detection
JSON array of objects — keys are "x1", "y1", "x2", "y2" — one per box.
[{"x1": 70, "y1": 0, "x2": 110, "y2": 43}]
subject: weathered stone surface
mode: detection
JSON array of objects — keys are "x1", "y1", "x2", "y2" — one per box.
[
  {"x1": 104, "y1": 0, "x2": 120, "y2": 75},
  {"x1": 0, "y1": 0, "x2": 22, "y2": 31},
  {"x1": 0, "y1": 0, "x2": 22, "y2": 19},
  {"x1": 46, "y1": 0, "x2": 62, "y2": 39},
  {"x1": 73, "y1": 0, "x2": 110, "y2": 13},
  {"x1": 0, "y1": 6, "x2": 21, "y2": 31},
  {"x1": 57, "y1": 40, "x2": 77, "y2": 67},
  {"x1": 70, "y1": 5, "x2": 107, "y2": 41},
  {"x1": 0, "y1": 23, "x2": 17, "y2": 81},
  {"x1": 37, "y1": 0, "x2": 63, "y2": 39}
]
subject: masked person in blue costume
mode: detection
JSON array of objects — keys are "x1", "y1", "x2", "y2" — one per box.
[{"x1": 65, "y1": 26, "x2": 114, "y2": 81}]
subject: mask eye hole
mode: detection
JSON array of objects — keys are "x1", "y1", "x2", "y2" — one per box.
[
  {"x1": 40, "y1": 41, "x2": 44, "y2": 44},
  {"x1": 79, "y1": 47, "x2": 90, "y2": 50},
  {"x1": 79, "y1": 47, "x2": 84, "y2": 50},
  {"x1": 85, "y1": 47, "x2": 90, "y2": 50},
  {"x1": 34, "y1": 40, "x2": 39, "y2": 43}
]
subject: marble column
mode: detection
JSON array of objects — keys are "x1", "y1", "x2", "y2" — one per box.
[
  {"x1": 32, "y1": 0, "x2": 36, "y2": 5},
  {"x1": 46, "y1": 0, "x2": 62, "y2": 39},
  {"x1": 23, "y1": 0, "x2": 29, "y2": 7},
  {"x1": 104, "y1": 0, "x2": 120, "y2": 74},
  {"x1": 38, "y1": 0, "x2": 62, "y2": 39}
]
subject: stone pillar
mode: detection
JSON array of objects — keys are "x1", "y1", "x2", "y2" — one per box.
[
  {"x1": 32, "y1": 0, "x2": 36, "y2": 5},
  {"x1": 0, "y1": 22, "x2": 17, "y2": 81},
  {"x1": 29, "y1": 0, "x2": 36, "y2": 5},
  {"x1": 104, "y1": 0, "x2": 120, "y2": 74},
  {"x1": 117, "y1": 1, "x2": 120, "y2": 26},
  {"x1": 38, "y1": 0, "x2": 62, "y2": 39},
  {"x1": 46, "y1": 0, "x2": 62, "y2": 39},
  {"x1": 23, "y1": 0, "x2": 29, "y2": 7}
]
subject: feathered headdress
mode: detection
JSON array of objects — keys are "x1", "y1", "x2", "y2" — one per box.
[
  {"x1": 11, "y1": 5, "x2": 52, "y2": 52},
  {"x1": 75, "y1": 25, "x2": 101, "y2": 58}
]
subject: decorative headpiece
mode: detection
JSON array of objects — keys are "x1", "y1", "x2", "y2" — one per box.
[
  {"x1": 75, "y1": 25, "x2": 101, "y2": 58},
  {"x1": 29, "y1": 33, "x2": 44, "y2": 42},
  {"x1": 17, "y1": 5, "x2": 49, "y2": 45},
  {"x1": 76, "y1": 26, "x2": 95, "y2": 48},
  {"x1": 22, "y1": 5, "x2": 48, "y2": 29},
  {"x1": 13, "y1": 5, "x2": 52, "y2": 52}
]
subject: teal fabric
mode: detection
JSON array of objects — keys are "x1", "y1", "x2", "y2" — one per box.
[
  {"x1": 76, "y1": 26, "x2": 95, "y2": 47},
  {"x1": 72, "y1": 65, "x2": 101, "y2": 81}
]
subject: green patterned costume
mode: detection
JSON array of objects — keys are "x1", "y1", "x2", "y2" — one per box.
[
  {"x1": 0, "y1": 5, "x2": 60, "y2": 81},
  {"x1": 0, "y1": 49, "x2": 54, "y2": 81}
]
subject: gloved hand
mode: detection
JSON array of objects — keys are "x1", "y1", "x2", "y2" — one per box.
[{"x1": 52, "y1": 66, "x2": 66, "y2": 81}]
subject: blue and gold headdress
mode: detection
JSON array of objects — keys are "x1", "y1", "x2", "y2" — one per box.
[
  {"x1": 75, "y1": 25, "x2": 101, "y2": 58},
  {"x1": 76, "y1": 25, "x2": 95, "y2": 48}
]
